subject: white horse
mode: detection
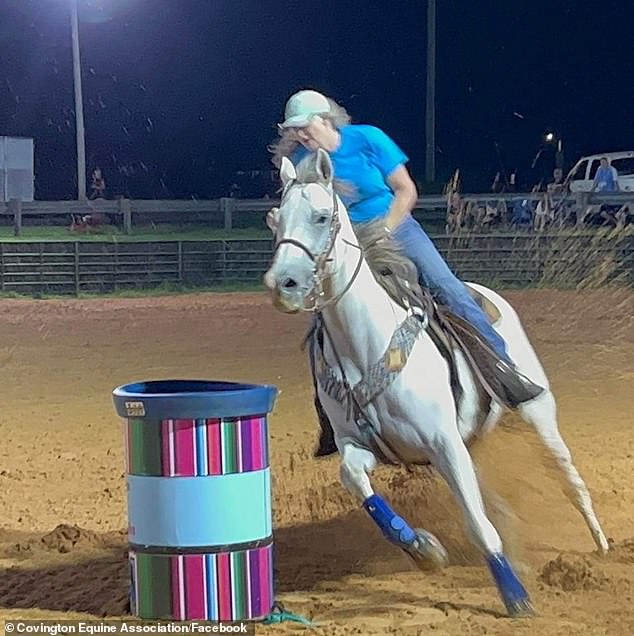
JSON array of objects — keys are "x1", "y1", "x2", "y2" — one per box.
[{"x1": 263, "y1": 149, "x2": 608, "y2": 617}]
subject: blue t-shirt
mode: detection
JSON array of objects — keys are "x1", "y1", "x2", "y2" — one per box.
[
  {"x1": 594, "y1": 165, "x2": 619, "y2": 192},
  {"x1": 291, "y1": 124, "x2": 408, "y2": 223}
]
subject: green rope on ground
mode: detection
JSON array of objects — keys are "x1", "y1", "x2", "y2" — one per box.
[{"x1": 261, "y1": 602, "x2": 317, "y2": 627}]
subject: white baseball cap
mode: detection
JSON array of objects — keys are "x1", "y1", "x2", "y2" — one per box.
[{"x1": 279, "y1": 90, "x2": 331, "y2": 129}]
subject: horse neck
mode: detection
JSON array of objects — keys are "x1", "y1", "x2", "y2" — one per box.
[{"x1": 320, "y1": 231, "x2": 408, "y2": 369}]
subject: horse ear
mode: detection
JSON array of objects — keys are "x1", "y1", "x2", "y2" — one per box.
[
  {"x1": 266, "y1": 207, "x2": 279, "y2": 233},
  {"x1": 315, "y1": 148, "x2": 333, "y2": 184},
  {"x1": 279, "y1": 157, "x2": 297, "y2": 186}
]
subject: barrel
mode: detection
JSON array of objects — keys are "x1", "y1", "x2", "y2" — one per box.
[{"x1": 112, "y1": 379, "x2": 278, "y2": 622}]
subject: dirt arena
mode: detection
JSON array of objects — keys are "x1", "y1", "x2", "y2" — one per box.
[{"x1": 0, "y1": 288, "x2": 632, "y2": 635}]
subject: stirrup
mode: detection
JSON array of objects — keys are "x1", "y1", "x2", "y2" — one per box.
[{"x1": 494, "y1": 359, "x2": 545, "y2": 408}]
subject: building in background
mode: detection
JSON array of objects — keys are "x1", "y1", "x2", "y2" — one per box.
[{"x1": 0, "y1": 136, "x2": 34, "y2": 202}]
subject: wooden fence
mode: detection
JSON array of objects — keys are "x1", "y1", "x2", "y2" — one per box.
[
  {"x1": 0, "y1": 232, "x2": 631, "y2": 296},
  {"x1": 1, "y1": 192, "x2": 632, "y2": 234}
]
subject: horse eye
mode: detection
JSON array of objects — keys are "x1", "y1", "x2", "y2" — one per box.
[{"x1": 316, "y1": 214, "x2": 328, "y2": 225}]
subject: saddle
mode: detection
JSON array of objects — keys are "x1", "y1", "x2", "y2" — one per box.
[{"x1": 369, "y1": 252, "x2": 543, "y2": 413}]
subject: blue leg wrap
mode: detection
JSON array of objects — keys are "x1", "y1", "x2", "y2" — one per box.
[
  {"x1": 487, "y1": 553, "x2": 530, "y2": 611},
  {"x1": 363, "y1": 494, "x2": 417, "y2": 548}
]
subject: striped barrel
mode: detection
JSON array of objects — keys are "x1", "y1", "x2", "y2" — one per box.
[{"x1": 112, "y1": 380, "x2": 278, "y2": 621}]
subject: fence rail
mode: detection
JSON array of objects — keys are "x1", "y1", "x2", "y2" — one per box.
[
  {"x1": 1, "y1": 192, "x2": 632, "y2": 235},
  {"x1": 0, "y1": 233, "x2": 631, "y2": 296}
]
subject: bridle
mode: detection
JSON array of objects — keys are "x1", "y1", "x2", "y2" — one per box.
[{"x1": 271, "y1": 179, "x2": 364, "y2": 312}]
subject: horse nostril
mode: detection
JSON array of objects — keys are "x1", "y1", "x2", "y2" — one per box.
[{"x1": 282, "y1": 277, "x2": 297, "y2": 290}]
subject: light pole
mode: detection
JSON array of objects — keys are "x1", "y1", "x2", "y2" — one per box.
[
  {"x1": 555, "y1": 138, "x2": 564, "y2": 171},
  {"x1": 425, "y1": 0, "x2": 436, "y2": 183},
  {"x1": 70, "y1": 0, "x2": 87, "y2": 200},
  {"x1": 545, "y1": 131, "x2": 564, "y2": 171}
]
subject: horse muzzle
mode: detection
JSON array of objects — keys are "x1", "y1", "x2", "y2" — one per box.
[{"x1": 263, "y1": 268, "x2": 312, "y2": 313}]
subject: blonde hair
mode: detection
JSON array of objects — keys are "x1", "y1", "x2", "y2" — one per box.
[{"x1": 268, "y1": 97, "x2": 352, "y2": 169}]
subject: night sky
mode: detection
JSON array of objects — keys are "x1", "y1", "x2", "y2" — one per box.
[{"x1": 1, "y1": 0, "x2": 632, "y2": 200}]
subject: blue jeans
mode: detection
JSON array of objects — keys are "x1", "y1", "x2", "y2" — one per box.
[{"x1": 390, "y1": 215, "x2": 512, "y2": 364}]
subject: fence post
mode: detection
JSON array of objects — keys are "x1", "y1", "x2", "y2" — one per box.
[
  {"x1": 114, "y1": 241, "x2": 119, "y2": 292},
  {"x1": 119, "y1": 198, "x2": 132, "y2": 234},
  {"x1": 177, "y1": 241, "x2": 183, "y2": 285},
  {"x1": 9, "y1": 198, "x2": 22, "y2": 237},
  {"x1": 575, "y1": 192, "x2": 589, "y2": 226},
  {"x1": 629, "y1": 233, "x2": 634, "y2": 287},
  {"x1": 39, "y1": 243, "x2": 44, "y2": 288},
  {"x1": 221, "y1": 240, "x2": 227, "y2": 284},
  {"x1": 74, "y1": 241, "x2": 80, "y2": 296},
  {"x1": 220, "y1": 197, "x2": 236, "y2": 231}
]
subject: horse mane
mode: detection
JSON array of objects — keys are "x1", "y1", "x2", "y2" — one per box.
[
  {"x1": 294, "y1": 153, "x2": 357, "y2": 200},
  {"x1": 353, "y1": 220, "x2": 423, "y2": 302}
]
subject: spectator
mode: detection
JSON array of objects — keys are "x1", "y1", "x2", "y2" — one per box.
[
  {"x1": 508, "y1": 171, "x2": 517, "y2": 193},
  {"x1": 592, "y1": 157, "x2": 620, "y2": 192},
  {"x1": 491, "y1": 172, "x2": 503, "y2": 194},
  {"x1": 582, "y1": 204, "x2": 617, "y2": 227},
  {"x1": 547, "y1": 168, "x2": 565, "y2": 195},
  {"x1": 616, "y1": 203, "x2": 633, "y2": 227},
  {"x1": 90, "y1": 167, "x2": 106, "y2": 199}
]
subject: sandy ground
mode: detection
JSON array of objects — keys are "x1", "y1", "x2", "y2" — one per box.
[{"x1": 0, "y1": 288, "x2": 633, "y2": 635}]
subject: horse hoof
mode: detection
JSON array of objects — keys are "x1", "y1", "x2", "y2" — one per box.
[
  {"x1": 595, "y1": 534, "x2": 610, "y2": 555},
  {"x1": 506, "y1": 598, "x2": 536, "y2": 618},
  {"x1": 404, "y1": 529, "x2": 449, "y2": 571}
]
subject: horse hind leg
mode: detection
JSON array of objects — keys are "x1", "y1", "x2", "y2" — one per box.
[
  {"x1": 339, "y1": 441, "x2": 449, "y2": 571},
  {"x1": 518, "y1": 391, "x2": 609, "y2": 554}
]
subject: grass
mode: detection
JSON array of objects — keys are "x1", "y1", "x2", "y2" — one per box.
[
  {"x1": 0, "y1": 224, "x2": 272, "y2": 242},
  {"x1": 0, "y1": 218, "x2": 449, "y2": 241},
  {"x1": 0, "y1": 280, "x2": 268, "y2": 301},
  {"x1": 0, "y1": 218, "x2": 556, "y2": 242}
]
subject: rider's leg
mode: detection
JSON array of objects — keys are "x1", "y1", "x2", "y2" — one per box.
[
  {"x1": 390, "y1": 215, "x2": 544, "y2": 407},
  {"x1": 391, "y1": 215, "x2": 512, "y2": 363}
]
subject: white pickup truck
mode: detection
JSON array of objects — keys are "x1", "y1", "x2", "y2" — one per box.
[{"x1": 566, "y1": 151, "x2": 634, "y2": 192}]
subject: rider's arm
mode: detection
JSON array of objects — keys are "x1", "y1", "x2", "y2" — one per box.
[{"x1": 384, "y1": 166, "x2": 418, "y2": 231}]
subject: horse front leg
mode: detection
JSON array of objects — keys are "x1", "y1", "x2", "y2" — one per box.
[
  {"x1": 339, "y1": 441, "x2": 449, "y2": 570},
  {"x1": 429, "y1": 427, "x2": 535, "y2": 617}
]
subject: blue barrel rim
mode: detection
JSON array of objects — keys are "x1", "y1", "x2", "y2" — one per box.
[{"x1": 112, "y1": 379, "x2": 278, "y2": 419}]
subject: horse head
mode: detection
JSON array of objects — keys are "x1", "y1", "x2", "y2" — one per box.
[{"x1": 263, "y1": 149, "x2": 358, "y2": 313}]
